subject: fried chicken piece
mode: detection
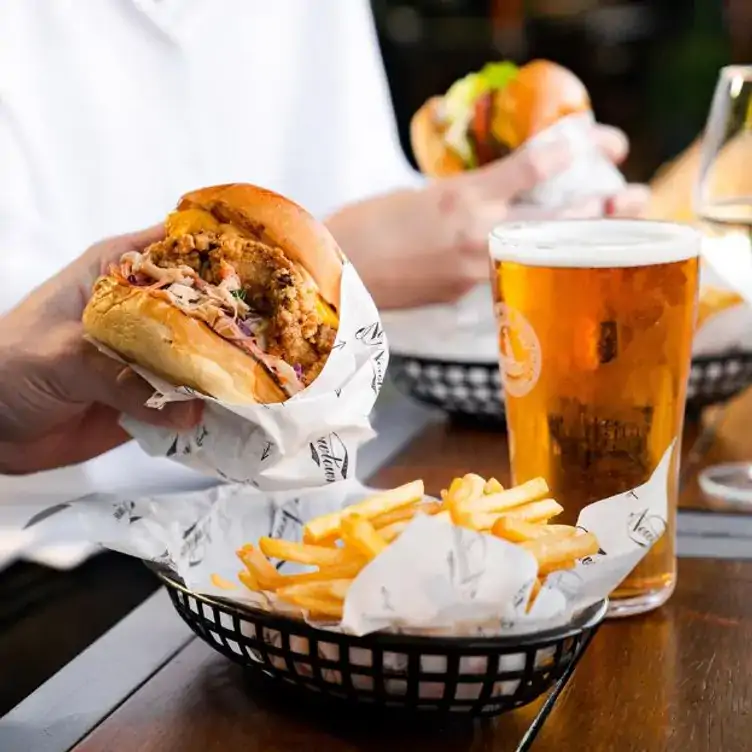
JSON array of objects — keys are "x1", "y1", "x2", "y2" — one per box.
[{"x1": 145, "y1": 232, "x2": 336, "y2": 384}]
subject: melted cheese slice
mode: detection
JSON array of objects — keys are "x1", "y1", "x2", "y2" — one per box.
[
  {"x1": 315, "y1": 297, "x2": 339, "y2": 328},
  {"x1": 165, "y1": 208, "x2": 221, "y2": 237}
]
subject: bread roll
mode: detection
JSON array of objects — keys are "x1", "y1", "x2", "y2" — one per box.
[
  {"x1": 83, "y1": 184, "x2": 344, "y2": 404},
  {"x1": 410, "y1": 59, "x2": 591, "y2": 177}
]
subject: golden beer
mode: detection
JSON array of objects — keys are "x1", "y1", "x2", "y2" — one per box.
[{"x1": 490, "y1": 220, "x2": 700, "y2": 617}]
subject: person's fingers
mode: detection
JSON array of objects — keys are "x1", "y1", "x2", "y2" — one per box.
[
  {"x1": 593, "y1": 124, "x2": 630, "y2": 165},
  {"x1": 39, "y1": 224, "x2": 167, "y2": 319},
  {"x1": 453, "y1": 140, "x2": 574, "y2": 204},
  {"x1": 89, "y1": 223, "x2": 166, "y2": 277},
  {"x1": 605, "y1": 184, "x2": 651, "y2": 218},
  {"x1": 72, "y1": 344, "x2": 203, "y2": 430},
  {"x1": 0, "y1": 406, "x2": 133, "y2": 474},
  {"x1": 444, "y1": 193, "x2": 608, "y2": 260}
]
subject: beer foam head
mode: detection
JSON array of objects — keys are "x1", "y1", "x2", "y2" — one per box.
[{"x1": 489, "y1": 219, "x2": 700, "y2": 268}]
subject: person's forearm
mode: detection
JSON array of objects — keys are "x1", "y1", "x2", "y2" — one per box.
[
  {"x1": 326, "y1": 190, "x2": 416, "y2": 309},
  {"x1": 325, "y1": 185, "x2": 473, "y2": 310}
]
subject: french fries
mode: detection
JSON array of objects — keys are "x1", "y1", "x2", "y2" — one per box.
[
  {"x1": 522, "y1": 531, "x2": 599, "y2": 576},
  {"x1": 494, "y1": 518, "x2": 578, "y2": 543},
  {"x1": 371, "y1": 500, "x2": 442, "y2": 529},
  {"x1": 340, "y1": 515, "x2": 387, "y2": 559},
  {"x1": 272, "y1": 559, "x2": 365, "y2": 586},
  {"x1": 493, "y1": 517, "x2": 555, "y2": 543},
  {"x1": 469, "y1": 478, "x2": 549, "y2": 515},
  {"x1": 527, "y1": 578, "x2": 542, "y2": 613},
  {"x1": 276, "y1": 592, "x2": 344, "y2": 620},
  {"x1": 500, "y1": 498, "x2": 564, "y2": 524},
  {"x1": 379, "y1": 520, "x2": 409, "y2": 543},
  {"x1": 258, "y1": 538, "x2": 355, "y2": 569},
  {"x1": 236, "y1": 471, "x2": 600, "y2": 623},
  {"x1": 237, "y1": 545, "x2": 284, "y2": 590},
  {"x1": 303, "y1": 480, "x2": 424, "y2": 543},
  {"x1": 277, "y1": 578, "x2": 353, "y2": 602},
  {"x1": 484, "y1": 477, "x2": 504, "y2": 494}
]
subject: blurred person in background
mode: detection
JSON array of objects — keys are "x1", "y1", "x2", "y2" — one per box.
[{"x1": 0, "y1": 0, "x2": 647, "y2": 492}]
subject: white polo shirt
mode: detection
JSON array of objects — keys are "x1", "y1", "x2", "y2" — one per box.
[
  {"x1": 0, "y1": 0, "x2": 417, "y2": 514},
  {"x1": 0, "y1": 0, "x2": 417, "y2": 311}
]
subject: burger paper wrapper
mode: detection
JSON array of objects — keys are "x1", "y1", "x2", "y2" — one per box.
[
  {"x1": 518, "y1": 111, "x2": 626, "y2": 209},
  {"x1": 58, "y1": 442, "x2": 674, "y2": 638},
  {"x1": 86, "y1": 261, "x2": 388, "y2": 491}
]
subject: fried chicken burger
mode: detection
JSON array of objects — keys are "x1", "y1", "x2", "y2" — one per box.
[
  {"x1": 82, "y1": 184, "x2": 343, "y2": 404},
  {"x1": 410, "y1": 59, "x2": 591, "y2": 177}
]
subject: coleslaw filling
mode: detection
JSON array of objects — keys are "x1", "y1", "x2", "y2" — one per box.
[{"x1": 115, "y1": 251, "x2": 305, "y2": 396}]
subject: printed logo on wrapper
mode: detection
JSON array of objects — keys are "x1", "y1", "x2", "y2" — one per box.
[
  {"x1": 181, "y1": 517, "x2": 211, "y2": 568},
  {"x1": 495, "y1": 303, "x2": 542, "y2": 398},
  {"x1": 260, "y1": 441, "x2": 273, "y2": 462},
  {"x1": 447, "y1": 528, "x2": 487, "y2": 599},
  {"x1": 310, "y1": 432, "x2": 349, "y2": 483},
  {"x1": 355, "y1": 321, "x2": 388, "y2": 395},
  {"x1": 112, "y1": 500, "x2": 141, "y2": 524},
  {"x1": 370, "y1": 348, "x2": 387, "y2": 395},
  {"x1": 355, "y1": 321, "x2": 385, "y2": 347},
  {"x1": 165, "y1": 424, "x2": 209, "y2": 458},
  {"x1": 626, "y1": 508, "x2": 667, "y2": 548},
  {"x1": 270, "y1": 498, "x2": 303, "y2": 544},
  {"x1": 545, "y1": 569, "x2": 585, "y2": 601}
]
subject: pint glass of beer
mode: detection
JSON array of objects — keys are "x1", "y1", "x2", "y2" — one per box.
[{"x1": 489, "y1": 220, "x2": 700, "y2": 617}]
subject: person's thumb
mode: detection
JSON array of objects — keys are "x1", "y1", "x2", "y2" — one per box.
[{"x1": 74, "y1": 344, "x2": 203, "y2": 430}]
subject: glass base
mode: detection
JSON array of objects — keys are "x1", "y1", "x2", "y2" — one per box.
[
  {"x1": 606, "y1": 578, "x2": 675, "y2": 619},
  {"x1": 699, "y1": 463, "x2": 752, "y2": 504}
]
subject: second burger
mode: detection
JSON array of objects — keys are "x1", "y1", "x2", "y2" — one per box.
[{"x1": 410, "y1": 59, "x2": 591, "y2": 177}]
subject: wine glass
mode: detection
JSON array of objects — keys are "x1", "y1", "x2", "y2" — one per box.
[{"x1": 695, "y1": 65, "x2": 752, "y2": 504}]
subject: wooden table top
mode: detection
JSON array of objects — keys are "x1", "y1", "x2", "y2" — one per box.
[{"x1": 74, "y1": 390, "x2": 752, "y2": 752}]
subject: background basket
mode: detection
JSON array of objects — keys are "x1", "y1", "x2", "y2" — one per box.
[
  {"x1": 390, "y1": 351, "x2": 752, "y2": 424},
  {"x1": 157, "y1": 568, "x2": 605, "y2": 725}
]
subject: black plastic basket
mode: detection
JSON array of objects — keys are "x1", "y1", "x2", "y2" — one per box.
[
  {"x1": 391, "y1": 351, "x2": 752, "y2": 424},
  {"x1": 157, "y1": 568, "x2": 606, "y2": 745}
]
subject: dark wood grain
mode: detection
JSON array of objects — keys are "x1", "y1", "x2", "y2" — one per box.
[
  {"x1": 75, "y1": 558, "x2": 752, "y2": 752},
  {"x1": 0, "y1": 552, "x2": 159, "y2": 716},
  {"x1": 75, "y1": 391, "x2": 752, "y2": 752},
  {"x1": 75, "y1": 637, "x2": 536, "y2": 752}
]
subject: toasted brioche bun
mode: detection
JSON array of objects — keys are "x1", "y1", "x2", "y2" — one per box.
[
  {"x1": 410, "y1": 97, "x2": 467, "y2": 177},
  {"x1": 179, "y1": 183, "x2": 344, "y2": 311},
  {"x1": 491, "y1": 60, "x2": 590, "y2": 150},
  {"x1": 410, "y1": 60, "x2": 590, "y2": 177},
  {"x1": 83, "y1": 278, "x2": 288, "y2": 404},
  {"x1": 83, "y1": 184, "x2": 345, "y2": 404}
]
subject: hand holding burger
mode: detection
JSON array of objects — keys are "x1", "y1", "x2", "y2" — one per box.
[
  {"x1": 0, "y1": 227, "x2": 203, "y2": 475},
  {"x1": 0, "y1": 184, "x2": 344, "y2": 475},
  {"x1": 411, "y1": 59, "x2": 605, "y2": 175},
  {"x1": 83, "y1": 184, "x2": 343, "y2": 405},
  {"x1": 325, "y1": 59, "x2": 649, "y2": 311}
]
